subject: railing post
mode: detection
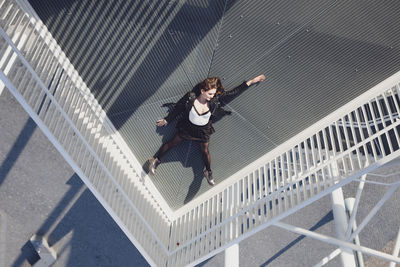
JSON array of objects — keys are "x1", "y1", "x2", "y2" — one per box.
[
  {"x1": 225, "y1": 243, "x2": 239, "y2": 267},
  {"x1": 331, "y1": 163, "x2": 357, "y2": 267}
]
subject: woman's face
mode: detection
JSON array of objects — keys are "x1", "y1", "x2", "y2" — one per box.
[{"x1": 201, "y1": 88, "x2": 217, "y2": 101}]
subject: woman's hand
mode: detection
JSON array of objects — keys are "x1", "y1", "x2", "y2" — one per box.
[
  {"x1": 157, "y1": 119, "x2": 168, "y2": 127},
  {"x1": 246, "y1": 74, "x2": 266, "y2": 86}
]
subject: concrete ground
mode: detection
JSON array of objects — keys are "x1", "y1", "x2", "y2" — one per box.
[
  {"x1": 1, "y1": 87, "x2": 399, "y2": 266},
  {"x1": 0, "y1": 89, "x2": 148, "y2": 266}
]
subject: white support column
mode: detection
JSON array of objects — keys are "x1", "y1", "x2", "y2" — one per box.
[
  {"x1": 331, "y1": 188, "x2": 357, "y2": 267},
  {"x1": 330, "y1": 162, "x2": 357, "y2": 267},
  {"x1": 225, "y1": 243, "x2": 239, "y2": 267}
]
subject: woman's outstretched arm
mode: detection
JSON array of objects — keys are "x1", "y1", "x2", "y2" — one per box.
[
  {"x1": 246, "y1": 74, "x2": 266, "y2": 86},
  {"x1": 220, "y1": 74, "x2": 266, "y2": 102}
]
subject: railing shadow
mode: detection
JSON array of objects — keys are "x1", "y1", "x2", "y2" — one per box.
[
  {"x1": 0, "y1": 117, "x2": 36, "y2": 186},
  {"x1": 28, "y1": 0, "x2": 237, "y2": 130},
  {"x1": 28, "y1": 0, "x2": 238, "y2": 208}
]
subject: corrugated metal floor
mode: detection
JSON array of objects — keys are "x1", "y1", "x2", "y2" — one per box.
[{"x1": 28, "y1": 0, "x2": 400, "y2": 210}]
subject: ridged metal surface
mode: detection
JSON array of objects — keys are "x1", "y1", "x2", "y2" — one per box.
[{"x1": 28, "y1": 0, "x2": 400, "y2": 210}]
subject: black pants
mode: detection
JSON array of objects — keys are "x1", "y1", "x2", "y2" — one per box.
[{"x1": 154, "y1": 133, "x2": 211, "y2": 171}]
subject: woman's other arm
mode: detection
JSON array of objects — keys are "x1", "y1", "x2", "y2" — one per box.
[{"x1": 157, "y1": 93, "x2": 190, "y2": 127}]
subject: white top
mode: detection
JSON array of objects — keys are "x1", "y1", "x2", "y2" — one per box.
[{"x1": 189, "y1": 106, "x2": 211, "y2": 126}]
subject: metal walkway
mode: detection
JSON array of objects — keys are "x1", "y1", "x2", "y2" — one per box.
[
  {"x1": 1, "y1": 1, "x2": 399, "y2": 266},
  {"x1": 26, "y1": 0, "x2": 400, "y2": 210}
]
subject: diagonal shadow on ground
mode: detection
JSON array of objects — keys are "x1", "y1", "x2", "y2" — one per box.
[
  {"x1": 261, "y1": 211, "x2": 334, "y2": 266},
  {"x1": 0, "y1": 118, "x2": 36, "y2": 186}
]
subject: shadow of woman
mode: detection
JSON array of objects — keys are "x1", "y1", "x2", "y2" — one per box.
[
  {"x1": 141, "y1": 120, "x2": 208, "y2": 205},
  {"x1": 184, "y1": 156, "x2": 205, "y2": 204}
]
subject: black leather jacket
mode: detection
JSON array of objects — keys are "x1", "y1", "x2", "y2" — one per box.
[{"x1": 164, "y1": 82, "x2": 249, "y2": 123}]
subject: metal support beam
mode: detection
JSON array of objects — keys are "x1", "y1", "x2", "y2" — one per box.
[
  {"x1": 331, "y1": 187, "x2": 357, "y2": 267},
  {"x1": 345, "y1": 174, "x2": 367, "y2": 239},
  {"x1": 349, "y1": 184, "x2": 400, "y2": 241},
  {"x1": 345, "y1": 198, "x2": 364, "y2": 267},
  {"x1": 273, "y1": 222, "x2": 400, "y2": 264},
  {"x1": 389, "y1": 227, "x2": 400, "y2": 267},
  {"x1": 330, "y1": 161, "x2": 356, "y2": 267},
  {"x1": 313, "y1": 248, "x2": 341, "y2": 267}
]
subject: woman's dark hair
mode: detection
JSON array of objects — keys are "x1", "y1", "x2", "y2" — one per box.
[{"x1": 198, "y1": 77, "x2": 225, "y2": 96}]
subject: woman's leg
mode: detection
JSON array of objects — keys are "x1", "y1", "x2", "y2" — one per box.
[
  {"x1": 199, "y1": 142, "x2": 211, "y2": 171},
  {"x1": 200, "y1": 142, "x2": 215, "y2": 185},
  {"x1": 150, "y1": 133, "x2": 184, "y2": 175},
  {"x1": 154, "y1": 133, "x2": 184, "y2": 161}
]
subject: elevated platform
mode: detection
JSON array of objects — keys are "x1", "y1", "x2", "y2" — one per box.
[
  {"x1": 2, "y1": 1, "x2": 400, "y2": 265},
  {"x1": 27, "y1": 0, "x2": 400, "y2": 210}
]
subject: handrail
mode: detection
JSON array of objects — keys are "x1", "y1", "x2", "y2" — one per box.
[
  {"x1": 0, "y1": 69, "x2": 161, "y2": 266},
  {"x1": 169, "y1": 112, "x2": 400, "y2": 254},
  {"x1": 0, "y1": 1, "x2": 171, "y2": 265},
  {"x1": 0, "y1": 18, "x2": 173, "y2": 254},
  {"x1": 168, "y1": 73, "x2": 400, "y2": 265},
  {"x1": 173, "y1": 71, "x2": 400, "y2": 218}
]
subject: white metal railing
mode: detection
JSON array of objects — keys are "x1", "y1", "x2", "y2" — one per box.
[
  {"x1": 0, "y1": 1, "x2": 171, "y2": 266},
  {"x1": 2, "y1": 1, "x2": 400, "y2": 266},
  {"x1": 168, "y1": 75, "x2": 400, "y2": 265}
]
